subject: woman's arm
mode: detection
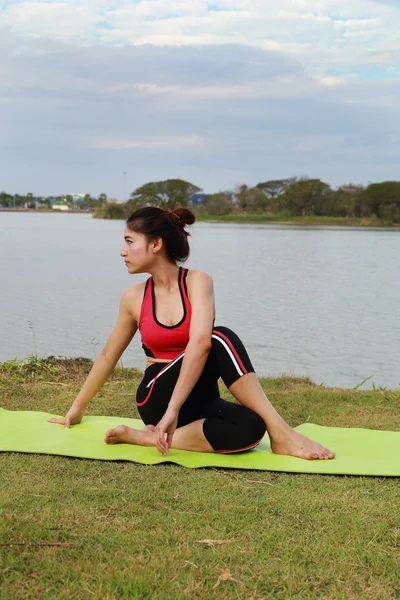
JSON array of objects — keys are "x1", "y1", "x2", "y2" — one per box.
[
  {"x1": 168, "y1": 271, "x2": 214, "y2": 411},
  {"x1": 49, "y1": 288, "x2": 138, "y2": 428},
  {"x1": 154, "y1": 271, "x2": 215, "y2": 453}
]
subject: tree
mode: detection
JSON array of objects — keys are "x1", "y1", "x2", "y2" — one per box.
[
  {"x1": 99, "y1": 193, "x2": 108, "y2": 206},
  {"x1": 82, "y1": 194, "x2": 101, "y2": 210},
  {"x1": 281, "y1": 179, "x2": 332, "y2": 216},
  {"x1": 26, "y1": 192, "x2": 35, "y2": 209},
  {"x1": 13, "y1": 194, "x2": 25, "y2": 208},
  {"x1": 130, "y1": 179, "x2": 201, "y2": 209},
  {"x1": 0, "y1": 191, "x2": 14, "y2": 207},
  {"x1": 99, "y1": 202, "x2": 125, "y2": 220},
  {"x1": 256, "y1": 178, "x2": 299, "y2": 213},
  {"x1": 41, "y1": 197, "x2": 52, "y2": 209},
  {"x1": 380, "y1": 203, "x2": 400, "y2": 224},
  {"x1": 125, "y1": 197, "x2": 144, "y2": 216},
  {"x1": 203, "y1": 192, "x2": 233, "y2": 215},
  {"x1": 364, "y1": 182, "x2": 400, "y2": 218},
  {"x1": 235, "y1": 185, "x2": 270, "y2": 213},
  {"x1": 333, "y1": 184, "x2": 365, "y2": 217}
]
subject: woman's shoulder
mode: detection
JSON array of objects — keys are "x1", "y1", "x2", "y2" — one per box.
[
  {"x1": 186, "y1": 269, "x2": 213, "y2": 281},
  {"x1": 185, "y1": 269, "x2": 214, "y2": 295},
  {"x1": 120, "y1": 281, "x2": 148, "y2": 322},
  {"x1": 120, "y1": 280, "x2": 147, "y2": 305},
  {"x1": 124, "y1": 279, "x2": 147, "y2": 294}
]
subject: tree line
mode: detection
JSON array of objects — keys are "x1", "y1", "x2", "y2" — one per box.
[
  {"x1": 2, "y1": 177, "x2": 400, "y2": 224},
  {"x1": 0, "y1": 192, "x2": 109, "y2": 211},
  {"x1": 100, "y1": 178, "x2": 400, "y2": 224}
]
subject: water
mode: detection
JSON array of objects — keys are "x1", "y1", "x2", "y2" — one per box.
[{"x1": 1, "y1": 212, "x2": 399, "y2": 389}]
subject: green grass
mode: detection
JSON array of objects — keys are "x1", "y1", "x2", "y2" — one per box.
[
  {"x1": 1, "y1": 357, "x2": 399, "y2": 599},
  {"x1": 4, "y1": 208, "x2": 399, "y2": 227},
  {"x1": 194, "y1": 214, "x2": 395, "y2": 227}
]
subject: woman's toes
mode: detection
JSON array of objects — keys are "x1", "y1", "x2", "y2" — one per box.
[
  {"x1": 321, "y1": 447, "x2": 333, "y2": 459},
  {"x1": 104, "y1": 428, "x2": 118, "y2": 443}
]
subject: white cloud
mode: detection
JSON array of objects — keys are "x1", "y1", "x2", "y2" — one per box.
[
  {"x1": 124, "y1": 79, "x2": 312, "y2": 99},
  {"x1": 0, "y1": 2, "x2": 100, "y2": 39},
  {"x1": 91, "y1": 135, "x2": 205, "y2": 150},
  {"x1": 0, "y1": 1, "x2": 399, "y2": 195},
  {"x1": 0, "y1": 0, "x2": 399, "y2": 78},
  {"x1": 318, "y1": 75, "x2": 346, "y2": 87}
]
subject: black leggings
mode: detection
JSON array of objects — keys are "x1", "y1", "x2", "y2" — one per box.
[{"x1": 136, "y1": 326, "x2": 266, "y2": 453}]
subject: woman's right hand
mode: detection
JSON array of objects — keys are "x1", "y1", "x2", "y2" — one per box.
[{"x1": 48, "y1": 403, "x2": 85, "y2": 429}]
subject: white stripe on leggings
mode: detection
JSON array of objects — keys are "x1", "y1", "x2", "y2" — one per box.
[
  {"x1": 211, "y1": 333, "x2": 244, "y2": 377},
  {"x1": 146, "y1": 352, "x2": 185, "y2": 388}
]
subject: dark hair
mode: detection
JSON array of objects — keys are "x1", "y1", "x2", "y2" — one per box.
[{"x1": 126, "y1": 207, "x2": 195, "y2": 263}]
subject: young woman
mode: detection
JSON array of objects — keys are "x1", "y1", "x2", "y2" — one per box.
[{"x1": 49, "y1": 207, "x2": 335, "y2": 460}]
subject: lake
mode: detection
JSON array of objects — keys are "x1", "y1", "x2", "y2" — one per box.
[{"x1": 1, "y1": 212, "x2": 399, "y2": 389}]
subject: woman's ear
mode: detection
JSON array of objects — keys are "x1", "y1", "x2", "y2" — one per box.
[{"x1": 152, "y1": 237, "x2": 163, "y2": 254}]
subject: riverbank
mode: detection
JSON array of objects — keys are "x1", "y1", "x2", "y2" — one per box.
[
  {"x1": 93, "y1": 206, "x2": 397, "y2": 227},
  {"x1": 0, "y1": 208, "x2": 92, "y2": 214},
  {"x1": 1, "y1": 357, "x2": 399, "y2": 599},
  {"x1": 194, "y1": 213, "x2": 399, "y2": 227},
  {"x1": 2, "y1": 207, "x2": 399, "y2": 227}
]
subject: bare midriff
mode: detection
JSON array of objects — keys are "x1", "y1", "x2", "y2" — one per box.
[{"x1": 146, "y1": 358, "x2": 173, "y2": 369}]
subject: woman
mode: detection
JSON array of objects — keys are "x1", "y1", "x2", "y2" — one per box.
[{"x1": 49, "y1": 207, "x2": 335, "y2": 460}]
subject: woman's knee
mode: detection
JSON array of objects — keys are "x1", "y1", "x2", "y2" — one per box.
[
  {"x1": 243, "y1": 411, "x2": 266, "y2": 447},
  {"x1": 211, "y1": 325, "x2": 237, "y2": 341},
  {"x1": 210, "y1": 326, "x2": 255, "y2": 387}
]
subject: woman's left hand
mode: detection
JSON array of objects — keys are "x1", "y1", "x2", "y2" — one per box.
[{"x1": 154, "y1": 406, "x2": 179, "y2": 455}]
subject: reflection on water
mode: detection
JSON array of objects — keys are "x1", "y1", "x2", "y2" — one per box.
[{"x1": 1, "y1": 212, "x2": 399, "y2": 389}]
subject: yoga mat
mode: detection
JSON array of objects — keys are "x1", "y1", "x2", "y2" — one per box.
[{"x1": 0, "y1": 408, "x2": 399, "y2": 476}]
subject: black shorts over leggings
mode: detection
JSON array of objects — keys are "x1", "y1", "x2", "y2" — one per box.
[{"x1": 136, "y1": 326, "x2": 266, "y2": 453}]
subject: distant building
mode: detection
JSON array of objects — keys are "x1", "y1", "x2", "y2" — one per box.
[
  {"x1": 190, "y1": 193, "x2": 206, "y2": 206},
  {"x1": 52, "y1": 201, "x2": 70, "y2": 211},
  {"x1": 68, "y1": 194, "x2": 86, "y2": 204}
]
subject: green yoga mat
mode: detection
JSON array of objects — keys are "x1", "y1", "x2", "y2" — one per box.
[{"x1": 1, "y1": 408, "x2": 399, "y2": 476}]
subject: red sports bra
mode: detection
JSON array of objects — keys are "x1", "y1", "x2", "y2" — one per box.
[{"x1": 139, "y1": 267, "x2": 192, "y2": 360}]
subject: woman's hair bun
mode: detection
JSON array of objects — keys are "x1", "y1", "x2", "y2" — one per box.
[{"x1": 165, "y1": 207, "x2": 195, "y2": 228}]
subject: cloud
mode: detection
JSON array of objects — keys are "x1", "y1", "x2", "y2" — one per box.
[
  {"x1": 91, "y1": 136, "x2": 205, "y2": 150},
  {"x1": 0, "y1": 1, "x2": 399, "y2": 195},
  {"x1": 1, "y1": 0, "x2": 399, "y2": 78},
  {"x1": 0, "y1": 1, "x2": 101, "y2": 38}
]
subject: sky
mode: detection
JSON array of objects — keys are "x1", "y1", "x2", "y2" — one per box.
[{"x1": 0, "y1": 0, "x2": 399, "y2": 198}]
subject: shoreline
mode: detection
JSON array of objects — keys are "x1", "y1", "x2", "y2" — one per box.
[
  {"x1": 2, "y1": 208, "x2": 398, "y2": 227},
  {"x1": 0, "y1": 208, "x2": 92, "y2": 214},
  {"x1": 194, "y1": 213, "x2": 400, "y2": 228},
  {"x1": 1, "y1": 356, "x2": 399, "y2": 391}
]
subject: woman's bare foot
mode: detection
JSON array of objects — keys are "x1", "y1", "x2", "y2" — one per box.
[
  {"x1": 270, "y1": 428, "x2": 335, "y2": 460},
  {"x1": 104, "y1": 424, "x2": 156, "y2": 446}
]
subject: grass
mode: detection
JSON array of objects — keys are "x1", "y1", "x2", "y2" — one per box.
[
  {"x1": 194, "y1": 214, "x2": 396, "y2": 227},
  {"x1": 0, "y1": 357, "x2": 399, "y2": 600}
]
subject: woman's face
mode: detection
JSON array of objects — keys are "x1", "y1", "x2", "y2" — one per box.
[{"x1": 120, "y1": 227, "x2": 155, "y2": 274}]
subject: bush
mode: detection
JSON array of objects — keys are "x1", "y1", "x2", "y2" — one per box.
[
  {"x1": 94, "y1": 202, "x2": 125, "y2": 219},
  {"x1": 380, "y1": 203, "x2": 400, "y2": 224}
]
